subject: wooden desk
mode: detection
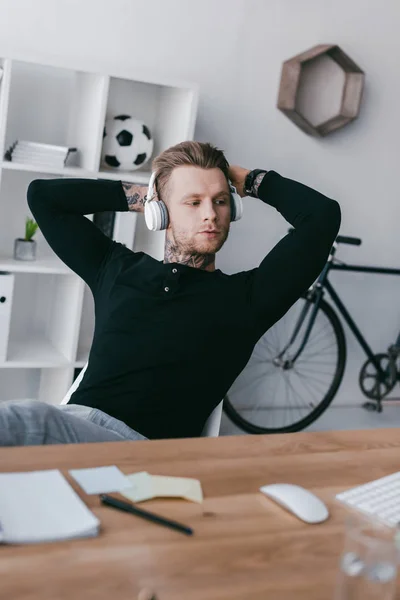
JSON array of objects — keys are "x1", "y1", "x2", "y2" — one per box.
[{"x1": 1, "y1": 428, "x2": 400, "y2": 600}]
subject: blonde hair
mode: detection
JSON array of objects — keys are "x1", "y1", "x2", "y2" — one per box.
[{"x1": 151, "y1": 141, "x2": 230, "y2": 200}]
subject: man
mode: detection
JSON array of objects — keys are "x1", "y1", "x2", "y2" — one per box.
[{"x1": 0, "y1": 141, "x2": 340, "y2": 445}]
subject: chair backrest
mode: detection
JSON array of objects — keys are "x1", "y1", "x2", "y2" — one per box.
[
  {"x1": 61, "y1": 362, "x2": 223, "y2": 437},
  {"x1": 60, "y1": 362, "x2": 88, "y2": 405},
  {"x1": 201, "y1": 401, "x2": 223, "y2": 437}
]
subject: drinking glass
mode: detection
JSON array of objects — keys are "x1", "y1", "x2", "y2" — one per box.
[{"x1": 334, "y1": 515, "x2": 400, "y2": 600}]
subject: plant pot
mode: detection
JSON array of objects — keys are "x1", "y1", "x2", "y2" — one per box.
[{"x1": 14, "y1": 238, "x2": 37, "y2": 261}]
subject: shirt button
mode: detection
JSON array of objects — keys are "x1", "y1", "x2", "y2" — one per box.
[
  {"x1": 164, "y1": 286, "x2": 170, "y2": 292},
  {"x1": 172, "y1": 268, "x2": 178, "y2": 274}
]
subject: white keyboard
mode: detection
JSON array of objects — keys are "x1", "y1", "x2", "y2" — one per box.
[{"x1": 336, "y1": 471, "x2": 400, "y2": 527}]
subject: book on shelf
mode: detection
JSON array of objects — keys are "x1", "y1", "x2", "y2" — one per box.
[{"x1": 4, "y1": 141, "x2": 78, "y2": 168}]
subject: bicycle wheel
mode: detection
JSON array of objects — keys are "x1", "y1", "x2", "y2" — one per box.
[{"x1": 224, "y1": 295, "x2": 346, "y2": 433}]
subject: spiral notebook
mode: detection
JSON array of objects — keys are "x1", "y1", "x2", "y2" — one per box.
[{"x1": 0, "y1": 469, "x2": 100, "y2": 544}]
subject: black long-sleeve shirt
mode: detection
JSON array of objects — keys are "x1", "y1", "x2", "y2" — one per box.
[{"x1": 27, "y1": 171, "x2": 341, "y2": 439}]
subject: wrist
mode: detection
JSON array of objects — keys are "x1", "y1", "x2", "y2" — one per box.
[
  {"x1": 244, "y1": 169, "x2": 268, "y2": 198},
  {"x1": 121, "y1": 182, "x2": 147, "y2": 213}
]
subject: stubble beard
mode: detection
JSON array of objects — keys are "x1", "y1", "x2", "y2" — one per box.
[{"x1": 164, "y1": 226, "x2": 229, "y2": 270}]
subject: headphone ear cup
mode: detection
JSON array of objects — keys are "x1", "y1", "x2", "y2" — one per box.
[
  {"x1": 144, "y1": 171, "x2": 169, "y2": 231},
  {"x1": 144, "y1": 201, "x2": 157, "y2": 231},
  {"x1": 228, "y1": 181, "x2": 243, "y2": 222},
  {"x1": 158, "y1": 200, "x2": 169, "y2": 230},
  {"x1": 144, "y1": 200, "x2": 169, "y2": 231},
  {"x1": 230, "y1": 194, "x2": 236, "y2": 221},
  {"x1": 230, "y1": 192, "x2": 243, "y2": 222}
]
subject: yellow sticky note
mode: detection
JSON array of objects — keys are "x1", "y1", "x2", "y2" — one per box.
[
  {"x1": 122, "y1": 472, "x2": 153, "y2": 503},
  {"x1": 121, "y1": 472, "x2": 203, "y2": 504},
  {"x1": 151, "y1": 475, "x2": 203, "y2": 503}
]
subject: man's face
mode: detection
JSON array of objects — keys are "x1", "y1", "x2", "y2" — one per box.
[{"x1": 165, "y1": 166, "x2": 231, "y2": 254}]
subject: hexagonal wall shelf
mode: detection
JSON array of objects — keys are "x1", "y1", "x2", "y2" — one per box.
[{"x1": 277, "y1": 44, "x2": 365, "y2": 137}]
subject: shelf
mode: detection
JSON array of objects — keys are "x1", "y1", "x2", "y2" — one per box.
[
  {"x1": 7, "y1": 271, "x2": 83, "y2": 367},
  {"x1": 277, "y1": 44, "x2": 365, "y2": 137},
  {"x1": 100, "y1": 77, "x2": 197, "y2": 173},
  {"x1": 0, "y1": 168, "x2": 65, "y2": 259},
  {"x1": 97, "y1": 167, "x2": 151, "y2": 184},
  {"x1": 4, "y1": 61, "x2": 108, "y2": 171},
  {"x1": 0, "y1": 160, "x2": 95, "y2": 178},
  {"x1": 3, "y1": 337, "x2": 71, "y2": 368},
  {"x1": 0, "y1": 256, "x2": 73, "y2": 274},
  {"x1": 0, "y1": 161, "x2": 151, "y2": 185},
  {"x1": 0, "y1": 54, "x2": 198, "y2": 405}
]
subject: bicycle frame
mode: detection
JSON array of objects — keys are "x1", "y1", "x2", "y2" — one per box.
[
  {"x1": 306, "y1": 245, "x2": 400, "y2": 380},
  {"x1": 226, "y1": 240, "x2": 400, "y2": 433}
]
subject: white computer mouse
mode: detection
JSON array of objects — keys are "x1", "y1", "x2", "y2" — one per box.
[{"x1": 259, "y1": 483, "x2": 329, "y2": 524}]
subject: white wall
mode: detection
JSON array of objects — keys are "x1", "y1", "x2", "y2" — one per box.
[{"x1": 1, "y1": 0, "x2": 399, "y2": 408}]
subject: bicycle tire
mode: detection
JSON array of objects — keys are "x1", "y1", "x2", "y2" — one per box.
[{"x1": 223, "y1": 296, "x2": 347, "y2": 434}]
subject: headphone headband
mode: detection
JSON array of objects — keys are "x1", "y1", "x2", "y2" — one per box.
[{"x1": 146, "y1": 171, "x2": 157, "y2": 202}]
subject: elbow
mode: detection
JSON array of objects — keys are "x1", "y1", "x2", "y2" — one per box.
[
  {"x1": 324, "y1": 198, "x2": 341, "y2": 238},
  {"x1": 27, "y1": 179, "x2": 48, "y2": 211},
  {"x1": 332, "y1": 199, "x2": 341, "y2": 234}
]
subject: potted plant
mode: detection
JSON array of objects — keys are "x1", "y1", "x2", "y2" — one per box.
[{"x1": 14, "y1": 216, "x2": 39, "y2": 261}]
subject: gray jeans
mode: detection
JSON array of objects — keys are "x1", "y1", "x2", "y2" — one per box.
[{"x1": 0, "y1": 400, "x2": 148, "y2": 446}]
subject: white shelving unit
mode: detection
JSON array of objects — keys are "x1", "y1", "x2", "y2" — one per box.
[{"x1": 0, "y1": 56, "x2": 198, "y2": 404}]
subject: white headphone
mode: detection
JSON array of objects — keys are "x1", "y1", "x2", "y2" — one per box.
[{"x1": 144, "y1": 171, "x2": 243, "y2": 231}]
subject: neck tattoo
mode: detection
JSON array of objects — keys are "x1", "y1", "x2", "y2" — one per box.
[{"x1": 164, "y1": 237, "x2": 215, "y2": 271}]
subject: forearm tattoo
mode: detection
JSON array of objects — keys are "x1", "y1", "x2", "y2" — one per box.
[
  {"x1": 164, "y1": 238, "x2": 215, "y2": 270},
  {"x1": 121, "y1": 182, "x2": 148, "y2": 213},
  {"x1": 252, "y1": 172, "x2": 267, "y2": 198}
]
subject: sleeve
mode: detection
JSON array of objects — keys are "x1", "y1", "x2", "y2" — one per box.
[
  {"x1": 248, "y1": 170, "x2": 341, "y2": 330},
  {"x1": 27, "y1": 178, "x2": 129, "y2": 291}
]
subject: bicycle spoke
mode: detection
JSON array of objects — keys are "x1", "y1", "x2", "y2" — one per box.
[
  {"x1": 293, "y1": 368, "x2": 331, "y2": 391},
  {"x1": 298, "y1": 342, "x2": 337, "y2": 360},
  {"x1": 300, "y1": 323, "x2": 332, "y2": 349},
  {"x1": 283, "y1": 372, "x2": 313, "y2": 419},
  {"x1": 251, "y1": 369, "x2": 282, "y2": 414},
  {"x1": 258, "y1": 335, "x2": 279, "y2": 355},
  {"x1": 294, "y1": 364, "x2": 336, "y2": 379},
  {"x1": 296, "y1": 358, "x2": 336, "y2": 366},
  {"x1": 295, "y1": 371, "x2": 325, "y2": 398}
]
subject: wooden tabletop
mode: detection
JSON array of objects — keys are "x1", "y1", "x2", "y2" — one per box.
[{"x1": 1, "y1": 428, "x2": 400, "y2": 600}]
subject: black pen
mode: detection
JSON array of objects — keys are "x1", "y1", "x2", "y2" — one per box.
[{"x1": 99, "y1": 494, "x2": 194, "y2": 536}]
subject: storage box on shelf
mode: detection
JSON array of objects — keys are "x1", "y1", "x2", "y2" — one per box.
[{"x1": 0, "y1": 56, "x2": 198, "y2": 404}]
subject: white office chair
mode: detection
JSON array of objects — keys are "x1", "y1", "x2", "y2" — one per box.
[
  {"x1": 60, "y1": 362, "x2": 88, "y2": 405},
  {"x1": 61, "y1": 363, "x2": 223, "y2": 437},
  {"x1": 201, "y1": 399, "x2": 223, "y2": 437}
]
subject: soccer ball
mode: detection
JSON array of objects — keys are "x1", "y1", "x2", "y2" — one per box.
[{"x1": 101, "y1": 115, "x2": 154, "y2": 171}]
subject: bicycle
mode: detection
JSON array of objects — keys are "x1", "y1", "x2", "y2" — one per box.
[{"x1": 223, "y1": 234, "x2": 400, "y2": 434}]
